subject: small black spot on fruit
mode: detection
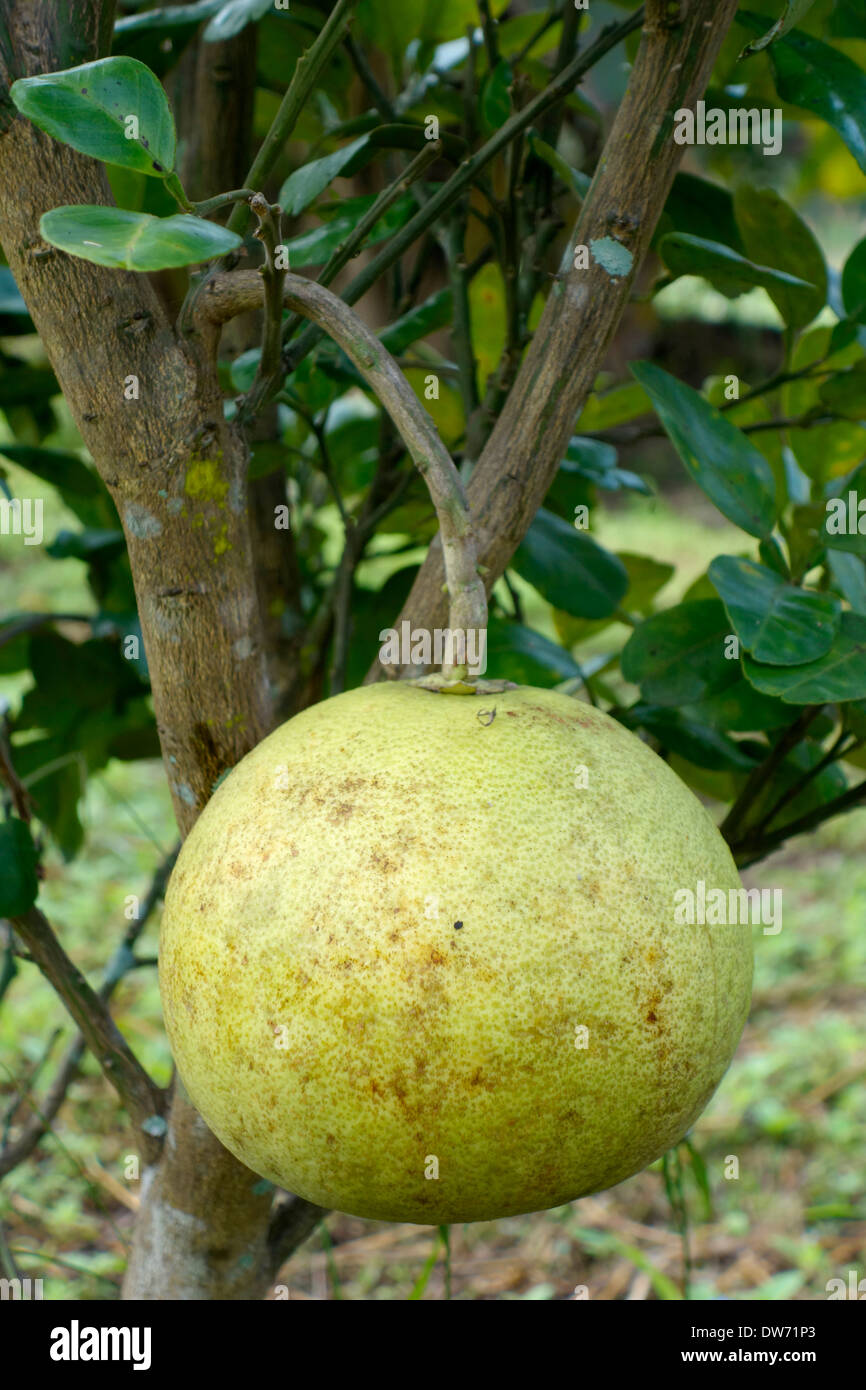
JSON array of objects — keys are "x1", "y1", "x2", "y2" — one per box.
[{"x1": 454, "y1": 921, "x2": 463, "y2": 930}]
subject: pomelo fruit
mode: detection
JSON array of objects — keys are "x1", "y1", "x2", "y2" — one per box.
[{"x1": 159, "y1": 681, "x2": 752, "y2": 1224}]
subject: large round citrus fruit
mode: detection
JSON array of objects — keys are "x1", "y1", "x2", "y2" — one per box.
[{"x1": 159, "y1": 682, "x2": 752, "y2": 1223}]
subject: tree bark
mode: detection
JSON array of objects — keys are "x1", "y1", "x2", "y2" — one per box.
[{"x1": 0, "y1": 0, "x2": 308, "y2": 1300}]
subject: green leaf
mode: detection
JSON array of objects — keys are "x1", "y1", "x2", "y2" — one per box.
[
  {"x1": 709, "y1": 556, "x2": 840, "y2": 665},
  {"x1": 11, "y1": 57, "x2": 176, "y2": 176},
  {"x1": 379, "y1": 288, "x2": 453, "y2": 356},
  {"x1": 203, "y1": 0, "x2": 272, "y2": 42},
  {"x1": 739, "y1": 0, "x2": 817, "y2": 57},
  {"x1": 827, "y1": 550, "x2": 866, "y2": 614},
  {"x1": 738, "y1": 13, "x2": 866, "y2": 174},
  {"x1": 481, "y1": 60, "x2": 513, "y2": 135},
  {"x1": 818, "y1": 359, "x2": 866, "y2": 420},
  {"x1": 41, "y1": 206, "x2": 241, "y2": 271},
  {"x1": 630, "y1": 361, "x2": 777, "y2": 538},
  {"x1": 621, "y1": 600, "x2": 740, "y2": 706},
  {"x1": 656, "y1": 172, "x2": 743, "y2": 252},
  {"x1": 514, "y1": 509, "x2": 628, "y2": 620},
  {"x1": 0, "y1": 818, "x2": 39, "y2": 917},
  {"x1": 486, "y1": 618, "x2": 583, "y2": 687},
  {"x1": 563, "y1": 437, "x2": 651, "y2": 495},
  {"x1": 115, "y1": 0, "x2": 225, "y2": 33},
  {"x1": 743, "y1": 612, "x2": 866, "y2": 703},
  {"x1": 278, "y1": 137, "x2": 371, "y2": 216},
  {"x1": 626, "y1": 706, "x2": 756, "y2": 772},
  {"x1": 658, "y1": 232, "x2": 816, "y2": 304},
  {"x1": 527, "y1": 130, "x2": 591, "y2": 199},
  {"x1": 733, "y1": 185, "x2": 827, "y2": 327},
  {"x1": 684, "y1": 676, "x2": 793, "y2": 732},
  {"x1": 0, "y1": 444, "x2": 99, "y2": 499},
  {"x1": 576, "y1": 381, "x2": 652, "y2": 432},
  {"x1": 47, "y1": 528, "x2": 125, "y2": 561},
  {"x1": 841, "y1": 236, "x2": 866, "y2": 324},
  {"x1": 283, "y1": 192, "x2": 420, "y2": 268}
]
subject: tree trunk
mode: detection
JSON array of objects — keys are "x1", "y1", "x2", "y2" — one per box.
[{"x1": 0, "y1": 0, "x2": 302, "y2": 1300}]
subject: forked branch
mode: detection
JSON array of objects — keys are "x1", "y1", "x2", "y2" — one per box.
[{"x1": 196, "y1": 270, "x2": 487, "y2": 682}]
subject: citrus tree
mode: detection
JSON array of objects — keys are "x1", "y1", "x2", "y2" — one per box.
[{"x1": 1, "y1": 0, "x2": 865, "y2": 1300}]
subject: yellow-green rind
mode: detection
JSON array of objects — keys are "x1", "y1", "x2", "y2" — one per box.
[{"x1": 159, "y1": 683, "x2": 752, "y2": 1223}]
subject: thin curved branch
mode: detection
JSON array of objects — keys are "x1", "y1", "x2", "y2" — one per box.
[
  {"x1": 0, "y1": 845, "x2": 178, "y2": 1178},
  {"x1": 267, "y1": 1194, "x2": 329, "y2": 1278},
  {"x1": 196, "y1": 270, "x2": 487, "y2": 680},
  {"x1": 9, "y1": 906, "x2": 166, "y2": 1163}
]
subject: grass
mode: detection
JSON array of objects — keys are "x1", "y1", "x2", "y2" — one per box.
[{"x1": 1, "y1": 470, "x2": 864, "y2": 1301}]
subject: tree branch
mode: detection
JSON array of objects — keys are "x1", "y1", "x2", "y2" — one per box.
[
  {"x1": 281, "y1": 7, "x2": 646, "y2": 375},
  {"x1": 196, "y1": 271, "x2": 488, "y2": 678},
  {"x1": 267, "y1": 1194, "x2": 328, "y2": 1278},
  {"x1": 8, "y1": 906, "x2": 166, "y2": 1162},
  {"x1": 0, "y1": 844, "x2": 177, "y2": 1179},
  {"x1": 379, "y1": 0, "x2": 741, "y2": 673},
  {"x1": 228, "y1": 0, "x2": 360, "y2": 238}
]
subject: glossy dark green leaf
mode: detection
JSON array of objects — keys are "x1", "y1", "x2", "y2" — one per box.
[
  {"x1": 279, "y1": 137, "x2": 371, "y2": 216},
  {"x1": 709, "y1": 556, "x2": 840, "y2": 665},
  {"x1": 630, "y1": 362, "x2": 777, "y2": 538},
  {"x1": 284, "y1": 192, "x2": 420, "y2": 268},
  {"x1": 486, "y1": 618, "x2": 583, "y2": 687},
  {"x1": 738, "y1": 13, "x2": 866, "y2": 173},
  {"x1": 527, "y1": 130, "x2": 591, "y2": 199},
  {"x1": 114, "y1": 0, "x2": 225, "y2": 33},
  {"x1": 514, "y1": 508, "x2": 628, "y2": 620},
  {"x1": 626, "y1": 705, "x2": 756, "y2": 772},
  {"x1": 739, "y1": 0, "x2": 817, "y2": 57},
  {"x1": 656, "y1": 173, "x2": 743, "y2": 252},
  {"x1": 621, "y1": 599, "x2": 740, "y2": 706},
  {"x1": 683, "y1": 676, "x2": 794, "y2": 732},
  {"x1": 658, "y1": 232, "x2": 816, "y2": 304},
  {"x1": 379, "y1": 289, "x2": 453, "y2": 355},
  {"x1": 563, "y1": 437, "x2": 651, "y2": 495},
  {"x1": 0, "y1": 818, "x2": 39, "y2": 917},
  {"x1": 481, "y1": 59, "x2": 513, "y2": 135},
  {"x1": 733, "y1": 184, "x2": 827, "y2": 327},
  {"x1": 743, "y1": 612, "x2": 866, "y2": 703},
  {"x1": 41, "y1": 206, "x2": 242, "y2": 270},
  {"x1": 11, "y1": 57, "x2": 176, "y2": 176},
  {"x1": 841, "y1": 236, "x2": 866, "y2": 324}
]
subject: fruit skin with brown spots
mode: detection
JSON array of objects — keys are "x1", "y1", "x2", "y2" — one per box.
[{"x1": 159, "y1": 683, "x2": 752, "y2": 1224}]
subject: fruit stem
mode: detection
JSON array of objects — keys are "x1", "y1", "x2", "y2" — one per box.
[{"x1": 196, "y1": 271, "x2": 488, "y2": 681}]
